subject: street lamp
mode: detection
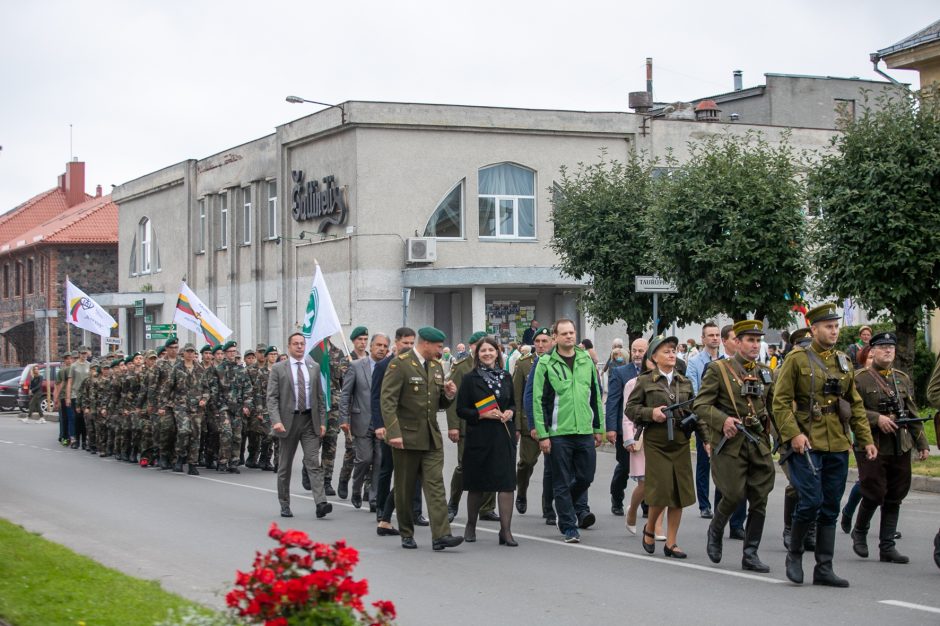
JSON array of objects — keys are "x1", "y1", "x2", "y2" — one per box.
[{"x1": 285, "y1": 96, "x2": 346, "y2": 124}]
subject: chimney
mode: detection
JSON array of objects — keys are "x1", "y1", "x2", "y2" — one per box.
[
  {"x1": 646, "y1": 57, "x2": 653, "y2": 101},
  {"x1": 733, "y1": 70, "x2": 743, "y2": 92},
  {"x1": 95, "y1": 184, "x2": 102, "y2": 198},
  {"x1": 64, "y1": 159, "x2": 85, "y2": 207}
]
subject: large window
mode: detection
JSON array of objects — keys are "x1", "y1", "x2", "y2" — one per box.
[
  {"x1": 197, "y1": 198, "x2": 206, "y2": 253},
  {"x1": 478, "y1": 163, "x2": 536, "y2": 239},
  {"x1": 139, "y1": 218, "x2": 152, "y2": 274},
  {"x1": 219, "y1": 192, "x2": 228, "y2": 249},
  {"x1": 266, "y1": 180, "x2": 278, "y2": 240},
  {"x1": 241, "y1": 186, "x2": 252, "y2": 245},
  {"x1": 423, "y1": 181, "x2": 464, "y2": 238}
]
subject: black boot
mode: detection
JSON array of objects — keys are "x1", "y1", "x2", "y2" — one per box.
[
  {"x1": 707, "y1": 510, "x2": 729, "y2": 564},
  {"x1": 205, "y1": 450, "x2": 216, "y2": 470},
  {"x1": 782, "y1": 490, "x2": 796, "y2": 550},
  {"x1": 245, "y1": 453, "x2": 258, "y2": 469},
  {"x1": 173, "y1": 456, "x2": 185, "y2": 473},
  {"x1": 198, "y1": 451, "x2": 206, "y2": 467},
  {"x1": 852, "y1": 500, "x2": 877, "y2": 558},
  {"x1": 878, "y1": 503, "x2": 909, "y2": 564},
  {"x1": 159, "y1": 454, "x2": 171, "y2": 470},
  {"x1": 786, "y1": 519, "x2": 811, "y2": 584},
  {"x1": 741, "y1": 512, "x2": 770, "y2": 573},
  {"x1": 301, "y1": 467, "x2": 311, "y2": 491},
  {"x1": 188, "y1": 463, "x2": 200, "y2": 476},
  {"x1": 813, "y1": 525, "x2": 849, "y2": 587},
  {"x1": 803, "y1": 520, "x2": 817, "y2": 552}
]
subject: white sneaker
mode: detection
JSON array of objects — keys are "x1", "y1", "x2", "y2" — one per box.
[{"x1": 37, "y1": 417, "x2": 46, "y2": 424}]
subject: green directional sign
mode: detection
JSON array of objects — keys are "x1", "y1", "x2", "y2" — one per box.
[
  {"x1": 145, "y1": 324, "x2": 177, "y2": 332},
  {"x1": 146, "y1": 332, "x2": 177, "y2": 340}
]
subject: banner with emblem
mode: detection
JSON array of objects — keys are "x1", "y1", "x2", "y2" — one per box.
[
  {"x1": 64, "y1": 277, "x2": 117, "y2": 337},
  {"x1": 302, "y1": 264, "x2": 343, "y2": 410},
  {"x1": 173, "y1": 281, "x2": 233, "y2": 346}
]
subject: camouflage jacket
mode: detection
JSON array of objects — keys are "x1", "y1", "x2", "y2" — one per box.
[
  {"x1": 150, "y1": 358, "x2": 179, "y2": 410},
  {"x1": 256, "y1": 365, "x2": 272, "y2": 418},
  {"x1": 93, "y1": 375, "x2": 111, "y2": 413},
  {"x1": 106, "y1": 370, "x2": 124, "y2": 414},
  {"x1": 121, "y1": 369, "x2": 145, "y2": 414},
  {"x1": 328, "y1": 343, "x2": 351, "y2": 414},
  {"x1": 77, "y1": 376, "x2": 94, "y2": 413},
  {"x1": 245, "y1": 364, "x2": 264, "y2": 416},
  {"x1": 207, "y1": 360, "x2": 253, "y2": 414},
  {"x1": 166, "y1": 361, "x2": 208, "y2": 413}
]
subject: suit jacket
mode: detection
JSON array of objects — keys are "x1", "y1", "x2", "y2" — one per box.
[
  {"x1": 340, "y1": 356, "x2": 374, "y2": 437},
  {"x1": 605, "y1": 362, "x2": 643, "y2": 433},
  {"x1": 266, "y1": 357, "x2": 326, "y2": 436},
  {"x1": 370, "y1": 354, "x2": 393, "y2": 431}
]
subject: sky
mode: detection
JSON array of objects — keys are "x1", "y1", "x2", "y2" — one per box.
[{"x1": 0, "y1": 0, "x2": 936, "y2": 212}]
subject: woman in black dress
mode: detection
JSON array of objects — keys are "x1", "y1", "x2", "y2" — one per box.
[{"x1": 457, "y1": 336, "x2": 518, "y2": 546}]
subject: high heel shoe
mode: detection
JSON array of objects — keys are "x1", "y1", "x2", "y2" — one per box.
[
  {"x1": 464, "y1": 528, "x2": 476, "y2": 543},
  {"x1": 664, "y1": 544, "x2": 687, "y2": 559},
  {"x1": 642, "y1": 527, "x2": 656, "y2": 554},
  {"x1": 499, "y1": 531, "x2": 518, "y2": 547}
]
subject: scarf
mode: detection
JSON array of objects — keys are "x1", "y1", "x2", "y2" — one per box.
[{"x1": 478, "y1": 365, "x2": 507, "y2": 399}]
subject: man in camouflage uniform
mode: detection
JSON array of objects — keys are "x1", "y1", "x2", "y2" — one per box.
[
  {"x1": 120, "y1": 353, "x2": 145, "y2": 463},
  {"x1": 317, "y1": 336, "x2": 355, "y2": 496},
  {"x1": 203, "y1": 344, "x2": 225, "y2": 469},
  {"x1": 135, "y1": 351, "x2": 159, "y2": 465},
  {"x1": 102, "y1": 358, "x2": 125, "y2": 457},
  {"x1": 207, "y1": 340, "x2": 253, "y2": 473},
  {"x1": 197, "y1": 345, "x2": 214, "y2": 467},
  {"x1": 254, "y1": 345, "x2": 278, "y2": 471},
  {"x1": 162, "y1": 343, "x2": 209, "y2": 475},
  {"x1": 243, "y1": 348, "x2": 267, "y2": 468},
  {"x1": 76, "y1": 360, "x2": 98, "y2": 454},
  {"x1": 149, "y1": 339, "x2": 180, "y2": 470},
  {"x1": 94, "y1": 361, "x2": 112, "y2": 456}
]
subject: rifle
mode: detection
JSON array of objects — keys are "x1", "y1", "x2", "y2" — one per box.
[
  {"x1": 714, "y1": 421, "x2": 761, "y2": 455},
  {"x1": 661, "y1": 398, "x2": 694, "y2": 441},
  {"x1": 893, "y1": 416, "x2": 930, "y2": 427}
]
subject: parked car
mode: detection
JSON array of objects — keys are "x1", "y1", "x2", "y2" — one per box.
[
  {"x1": 17, "y1": 362, "x2": 61, "y2": 414},
  {"x1": 0, "y1": 366, "x2": 22, "y2": 381},
  {"x1": 0, "y1": 374, "x2": 21, "y2": 410}
]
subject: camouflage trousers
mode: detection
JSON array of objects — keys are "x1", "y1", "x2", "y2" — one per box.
[
  {"x1": 155, "y1": 408, "x2": 177, "y2": 458},
  {"x1": 219, "y1": 409, "x2": 243, "y2": 465},
  {"x1": 320, "y1": 412, "x2": 354, "y2": 485},
  {"x1": 133, "y1": 410, "x2": 155, "y2": 457},
  {"x1": 174, "y1": 406, "x2": 204, "y2": 464},
  {"x1": 245, "y1": 412, "x2": 270, "y2": 464},
  {"x1": 84, "y1": 409, "x2": 96, "y2": 450},
  {"x1": 94, "y1": 410, "x2": 109, "y2": 453}
]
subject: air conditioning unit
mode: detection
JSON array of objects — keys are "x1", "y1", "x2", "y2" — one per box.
[{"x1": 406, "y1": 237, "x2": 437, "y2": 263}]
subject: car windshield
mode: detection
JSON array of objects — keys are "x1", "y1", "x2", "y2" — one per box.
[{"x1": 1, "y1": 375, "x2": 20, "y2": 386}]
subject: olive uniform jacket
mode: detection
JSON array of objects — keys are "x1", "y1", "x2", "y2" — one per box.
[
  {"x1": 380, "y1": 349, "x2": 453, "y2": 451},
  {"x1": 445, "y1": 356, "x2": 473, "y2": 433},
  {"x1": 854, "y1": 367, "x2": 928, "y2": 455},
  {"x1": 512, "y1": 353, "x2": 535, "y2": 434}
]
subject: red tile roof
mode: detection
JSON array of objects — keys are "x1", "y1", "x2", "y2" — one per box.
[
  {"x1": 0, "y1": 187, "x2": 91, "y2": 245},
  {"x1": 0, "y1": 194, "x2": 117, "y2": 254}
]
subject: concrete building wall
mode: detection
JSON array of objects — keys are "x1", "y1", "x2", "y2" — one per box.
[{"x1": 764, "y1": 75, "x2": 903, "y2": 128}]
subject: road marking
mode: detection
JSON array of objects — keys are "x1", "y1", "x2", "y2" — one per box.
[{"x1": 879, "y1": 600, "x2": 940, "y2": 615}]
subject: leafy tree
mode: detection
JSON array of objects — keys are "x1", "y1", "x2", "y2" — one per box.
[
  {"x1": 550, "y1": 152, "x2": 679, "y2": 337},
  {"x1": 809, "y1": 90, "x2": 940, "y2": 372},
  {"x1": 648, "y1": 131, "x2": 809, "y2": 327}
]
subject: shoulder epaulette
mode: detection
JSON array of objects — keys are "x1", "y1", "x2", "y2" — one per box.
[{"x1": 397, "y1": 353, "x2": 409, "y2": 360}]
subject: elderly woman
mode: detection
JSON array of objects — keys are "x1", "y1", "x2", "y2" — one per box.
[{"x1": 625, "y1": 336, "x2": 703, "y2": 559}]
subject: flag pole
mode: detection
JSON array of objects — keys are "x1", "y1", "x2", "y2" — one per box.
[
  {"x1": 64, "y1": 276, "x2": 71, "y2": 351},
  {"x1": 314, "y1": 258, "x2": 349, "y2": 356}
]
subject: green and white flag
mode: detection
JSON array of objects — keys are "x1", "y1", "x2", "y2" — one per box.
[{"x1": 302, "y1": 264, "x2": 342, "y2": 410}]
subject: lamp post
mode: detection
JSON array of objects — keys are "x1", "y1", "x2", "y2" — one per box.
[
  {"x1": 285, "y1": 96, "x2": 346, "y2": 124},
  {"x1": 35, "y1": 308, "x2": 58, "y2": 410}
]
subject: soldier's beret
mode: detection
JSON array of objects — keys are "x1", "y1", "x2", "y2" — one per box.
[
  {"x1": 164, "y1": 337, "x2": 179, "y2": 348},
  {"x1": 200, "y1": 344, "x2": 212, "y2": 354},
  {"x1": 870, "y1": 331, "x2": 897, "y2": 347},
  {"x1": 157, "y1": 346, "x2": 167, "y2": 356},
  {"x1": 419, "y1": 326, "x2": 446, "y2": 343},
  {"x1": 182, "y1": 343, "x2": 196, "y2": 352},
  {"x1": 111, "y1": 359, "x2": 123, "y2": 368},
  {"x1": 467, "y1": 331, "x2": 486, "y2": 345},
  {"x1": 534, "y1": 328, "x2": 550, "y2": 338},
  {"x1": 648, "y1": 335, "x2": 679, "y2": 356},
  {"x1": 211, "y1": 345, "x2": 223, "y2": 354},
  {"x1": 264, "y1": 345, "x2": 279, "y2": 356},
  {"x1": 789, "y1": 328, "x2": 812, "y2": 345},
  {"x1": 732, "y1": 319, "x2": 764, "y2": 337},
  {"x1": 350, "y1": 326, "x2": 369, "y2": 341},
  {"x1": 222, "y1": 340, "x2": 238, "y2": 352},
  {"x1": 806, "y1": 302, "x2": 840, "y2": 325},
  {"x1": 144, "y1": 350, "x2": 157, "y2": 359},
  {"x1": 244, "y1": 349, "x2": 255, "y2": 357},
  {"x1": 123, "y1": 354, "x2": 134, "y2": 364}
]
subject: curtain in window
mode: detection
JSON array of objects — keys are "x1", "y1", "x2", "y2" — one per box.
[
  {"x1": 518, "y1": 198, "x2": 535, "y2": 237},
  {"x1": 479, "y1": 197, "x2": 496, "y2": 237},
  {"x1": 479, "y1": 163, "x2": 534, "y2": 196}
]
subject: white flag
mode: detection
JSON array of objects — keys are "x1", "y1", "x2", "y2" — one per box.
[
  {"x1": 302, "y1": 264, "x2": 342, "y2": 357},
  {"x1": 173, "y1": 282, "x2": 233, "y2": 346},
  {"x1": 65, "y1": 278, "x2": 117, "y2": 337}
]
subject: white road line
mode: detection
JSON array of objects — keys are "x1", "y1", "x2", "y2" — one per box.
[{"x1": 878, "y1": 600, "x2": 940, "y2": 615}]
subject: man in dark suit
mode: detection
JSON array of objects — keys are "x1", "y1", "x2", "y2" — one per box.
[
  {"x1": 605, "y1": 337, "x2": 648, "y2": 516},
  {"x1": 267, "y1": 332, "x2": 332, "y2": 520}
]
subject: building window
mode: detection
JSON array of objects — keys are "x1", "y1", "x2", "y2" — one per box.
[
  {"x1": 3, "y1": 265, "x2": 8, "y2": 299},
  {"x1": 834, "y1": 98, "x2": 856, "y2": 125},
  {"x1": 26, "y1": 259, "x2": 33, "y2": 294},
  {"x1": 219, "y1": 192, "x2": 228, "y2": 249},
  {"x1": 266, "y1": 180, "x2": 278, "y2": 240},
  {"x1": 241, "y1": 186, "x2": 252, "y2": 245},
  {"x1": 14, "y1": 263, "x2": 21, "y2": 297},
  {"x1": 197, "y1": 198, "x2": 207, "y2": 253},
  {"x1": 423, "y1": 181, "x2": 464, "y2": 239},
  {"x1": 139, "y1": 217, "x2": 152, "y2": 274},
  {"x1": 478, "y1": 163, "x2": 536, "y2": 239},
  {"x1": 39, "y1": 257, "x2": 44, "y2": 292}
]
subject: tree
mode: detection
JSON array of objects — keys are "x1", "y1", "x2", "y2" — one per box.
[
  {"x1": 648, "y1": 131, "x2": 809, "y2": 327},
  {"x1": 809, "y1": 89, "x2": 940, "y2": 372},
  {"x1": 550, "y1": 152, "x2": 680, "y2": 337}
]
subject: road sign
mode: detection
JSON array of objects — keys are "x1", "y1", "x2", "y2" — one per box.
[
  {"x1": 104, "y1": 337, "x2": 121, "y2": 346},
  {"x1": 133, "y1": 299, "x2": 144, "y2": 307},
  {"x1": 134, "y1": 308, "x2": 144, "y2": 317},
  {"x1": 144, "y1": 314, "x2": 153, "y2": 324},
  {"x1": 635, "y1": 275, "x2": 678, "y2": 293},
  {"x1": 146, "y1": 332, "x2": 177, "y2": 340},
  {"x1": 146, "y1": 324, "x2": 177, "y2": 332}
]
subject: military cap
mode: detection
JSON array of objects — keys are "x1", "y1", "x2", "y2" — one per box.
[
  {"x1": 144, "y1": 350, "x2": 157, "y2": 359},
  {"x1": 244, "y1": 349, "x2": 255, "y2": 357},
  {"x1": 350, "y1": 326, "x2": 369, "y2": 341},
  {"x1": 101, "y1": 360, "x2": 111, "y2": 369},
  {"x1": 60, "y1": 352, "x2": 72, "y2": 359},
  {"x1": 211, "y1": 345, "x2": 223, "y2": 354},
  {"x1": 183, "y1": 343, "x2": 197, "y2": 352},
  {"x1": 157, "y1": 346, "x2": 167, "y2": 357},
  {"x1": 419, "y1": 326, "x2": 446, "y2": 343},
  {"x1": 264, "y1": 345, "x2": 279, "y2": 356},
  {"x1": 222, "y1": 340, "x2": 238, "y2": 352},
  {"x1": 255, "y1": 343, "x2": 267, "y2": 353},
  {"x1": 467, "y1": 331, "x2": 487, "y2": 345},
  {"x1": 870, "y1": 331, "x2": 897, "y2": 347},
  {"x1": 790, "y1": 327, "x2": 812, "y2": 345},
  {"x1": 732, "y1": 320, "x2": 764, "y2": 337},
  {"x1": 533, "y1": 328, "x2": 551, "y2": 338},
  {"x1": 70, "y1": 350, "x2": 79, "y2": 358},
  {"x1": 78, "y1": 345, "x2": 91, "y2": 352},
  {"x1": 164, "y1": 337, "x2": 179, "y2": 348},
  {"x1": 111, "y1": 359, "x2": 123, "y2": 368},
  {"x1": 200, "y1": 344, "x2": 212, "y2": 354},
  {"x1": 806, "y1": 302, "x2": 840, "y2": 325},
  {"x1": 648, "y1": 335, "x2": 679, "y2": 356}
]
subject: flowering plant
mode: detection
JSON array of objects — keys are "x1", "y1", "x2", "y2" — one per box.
[{"x1": 225, "y1": 523, "x2": 397, "y2": 626}]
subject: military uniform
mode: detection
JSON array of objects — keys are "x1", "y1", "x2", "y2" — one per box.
[
  {"x1": 850, "y1": 331, "x2": 928, "y2": 563},
  {"x1": 317, "y1": 340, "x2": 356, "y2": 495},
  {"x1": 254, "y1": 346, "x2": 277, "y2": 471},
  {"x1": 94, "y1": 364, "x2": 112, "y2": 456},
  {"x1": 137, "y1": 354, "x2": 159, "y2": 463},
  {"x1": 692, "y1": 320, "x2": 776, "y2": 572},
  {"x1": 380, "y1": 328, "x2": 460, "y2": 549},
  {"x1": 243, "y1": 352, "x2": 267, "y2": 468},
  {"x1": 103, "y1": 361, "x2": 125, "y2": 457},
  {"x1": 772, "y1": 302, "x2": 874, "y2": 587},
  {"x1": 148, "y1": 344, "x2": 180, "y2": 469},
  {"x1": 163, "y1": 344, "x2": 209, "y2": 474},
  {"x1": 207, "y1": 341, "x2": 253, "y2": 472},
  {"x1": 512, "y1": 352, "x2": 540, "y2": 511}
]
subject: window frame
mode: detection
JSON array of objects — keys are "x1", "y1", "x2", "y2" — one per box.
[
  {"x1": 14, "y1": 262, "x2": 21, "y2": 297},
  {"x1": 196, "y1": 198, "x2": 207, "y2": 254},
  {"x1": 423, "y1": 180, "x2": 465, "y2": 240},
  {"x1": 477, "y1": 163, "x2": 537, "y2": 241},
  {"x1": 266, "y1": 180, "x2": 278, "y2": 240},
  {"x1": 218, "y1": 191, "x2": 229, "y2": 250},
  {"x1": 138, "y1": 217, "x2": 152, "y2": 275},
  {"x1": 241, "y1": 186, "x2": 252, "y2": 246}
]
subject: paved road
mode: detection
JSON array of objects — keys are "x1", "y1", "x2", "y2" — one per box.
[{"x1": 2, "y1": 412, "x2": 939, "y2": 625}]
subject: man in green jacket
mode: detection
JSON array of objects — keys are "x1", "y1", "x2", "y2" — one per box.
[{"x1": 531, "y1": 318, "x2": 604, "y2": 544}]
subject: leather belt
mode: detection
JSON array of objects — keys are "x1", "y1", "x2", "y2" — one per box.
[
  {"x1": 293, "y1": 409, "x2": 311, "y2": 415},
  {"x1": 796, "y1": 402, "x2": 836, "y2": 415}
]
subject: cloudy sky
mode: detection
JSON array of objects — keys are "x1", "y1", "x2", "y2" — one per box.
[{"x1": 0, "y1": 0, "x2": 935, "y2": 212}]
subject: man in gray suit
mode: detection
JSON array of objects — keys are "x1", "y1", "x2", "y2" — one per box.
[
  {"x1": 267, "y1": 332, "x2": 332, "y2": 519},
  {"x1": 341, "y1": 333, "x2": 390, "y2": 509}
]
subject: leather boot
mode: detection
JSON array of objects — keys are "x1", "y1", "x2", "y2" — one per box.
[
  {"x1": 188, "y1": 463, "x2": 200, "y2": 476},
  {"x1": 707, "y1": 510, "x2": 729, "y2": 563},
  {"x1": 852, "y1": 500, "x2": 877, "y2": 558},
  {"x1": 205, "y1": 449, "x2": 216, "y2": 470},
  {"x1": 786, "y1": 519, "x2": 811, "y2": 584},
  {"x1": 173, "y1": 456, "x2": 185, "y2": 473},
  {"x1": 803, "y1": 520, "x2": 817, "y2": 552},
  {"x1": 741, "y1": 512, "x2": 770, "y2": 573},
  {"x1": 159, "y1": 454, "x2": 171, "y2": 470},
  {"x1": 301, "y1": 466, "x2": 311, "y2": 491},
  {"x1": 813, "y1": 526, "x2": 849, "y2": 587},
  {"x1": 878, "y1": 503, "x2": 909, "y2": 563},
  {"x1": 245, "y1": 453, "x2": 258, "y2": 469},
  {"x1": 782, "y1": 490, "x2": 796, "y2": 550},
  {"x1": 198, "y1": 451, "x2": 206, "y2": 467},
  {"x1": 217, "y1": 461, "x2": 228, "y2": 472}
]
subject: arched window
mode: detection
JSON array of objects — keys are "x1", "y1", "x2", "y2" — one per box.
[
  {"x1": 478, "y1": 163, "x2": 536, "y2": 239},
  {"x1": 423, "y1": 181, "x2": 464, "y2": 239},
  {"x1": 139, "y1": 218, "x2": 152, "y2": 273}
]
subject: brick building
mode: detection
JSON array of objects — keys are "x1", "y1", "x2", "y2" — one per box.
[{"x1": 0, "y1": 160, "x2": 118, "y2": 366}]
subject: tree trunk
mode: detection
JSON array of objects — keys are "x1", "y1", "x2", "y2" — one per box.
[{"x1": 894, "y1": 319, "x2": 917, "y2": 376}]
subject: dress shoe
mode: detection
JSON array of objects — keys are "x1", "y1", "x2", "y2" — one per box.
[
  {"x1": 432, "y1": 534, "x2": 464, "y2": 551},
  {"x1": 480, "y1": 511, "x2": 500, "y2": 522},
  {"x1": 664, "y1": 544, "x2": 687, "y2": 559},
  {"x1": 338, "y1": 481, "x2": 349, "y2": 500},
  {"x1": 377, "y1": 525, "x2": 400, "y2": 536},
  {"x1": 729, "y1": 527, "x2": 745, "y2": 541},
  {"x1": 280, "y1": 505, "x2": 294, "y2": 518},
  {"x1": 545, "y1": 515, "x2": 557, "y2": 526},
  {"x1": 414, "y1": 515, "x2": 430, "y2": 527},
  {"x1": 464, "y1": 530, "x2": 476, "y2": 543},
  {"x1": 351, "y1": 494, "x2": 363, "y2": 509},
  {"x1": 611, "y1": 504, "x2": 625, "y2": 516},
  {"x1": 700, "y1": 508, "x2": 713, "y2": 519},
  {"x1": 369, "y1": 500, "x2": 377, "y2": 513},
  {"x1": 323, "y1": 481, "x2": 336, "y2": 496},
  {"x1": 641, "y1": 528, "x2": 656, "y2": 554},
  {"x1": 401, "y1": 537, "x2": 418, "y2": 549},
  {"x1": 577, "y1": 512, "x2": 596, "y2": 529},
  {"x1": 316, "y1": 502, "x2": 333, "y2": 519},
  {"x1": 516, "y1": 497, "x2": 527, "y2": 514},
  {"x1": 499, "y1": 531, "x2": 518, "y2": 547},
  {"x1": 188, "y1": 464, "x2": 200, "y2": 476},
  {"x1": 447, "y1": 504, "x2": 457, "y2": 523}
]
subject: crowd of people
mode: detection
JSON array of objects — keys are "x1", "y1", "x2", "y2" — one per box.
[{"x1": 23, "y1": 308, "x2": 940, "y2": 584}]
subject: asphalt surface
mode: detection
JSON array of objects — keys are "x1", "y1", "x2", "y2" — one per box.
[{"x1": 2, "y1": 411, "x2": 940, "y2": 625}]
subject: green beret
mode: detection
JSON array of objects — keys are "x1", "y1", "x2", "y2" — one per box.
[
  {"x1": 200, "y1": 344, "x2": 212, "y2": 354},
  {"x1": 350, "y1": 326, "x2": 369, "y2": 341},
  {"x1": 157, "y1": 346, "x2": 167, "y2": 356},
  {"x1": 111, "y1": 359, "x2": 123, "y2": 368},
  {"x1": 264, "y1": 345, "x2": 279, "y2": 356},
  {"x1": 211, "y1": 345, "x2": 223, "y2": 354},
  {"x1": 123, "y1": 355, "x2": 134, "y2": 364},
  {"x1": 732, "y1": 320, "x2": 764, "y2": 337},
  {"x1": 467, "y1": 331, "x2": 486, "y2": 345},
  {"x1": 222, "y1": 340, "x2": 238, "y2": 352},
  {"x1": 806, "y1": 302, "x2": 840, "y2": 325},
  {"x1": 419, "y1": 326, "x2": 446, "y2": 343},
  {"x1": 648, "y1": 335, "x2": 679, "y2": 357},
  {"x1": 534, "y1": 328, "x2": 550, "y2": 338},
  {"x1": 164, "y1": 337, "x2": 179, "y2": 348}
]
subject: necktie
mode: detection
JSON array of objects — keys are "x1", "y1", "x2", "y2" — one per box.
[{"x1": 296, "y1": 363, "x2": 307, "y2": 412}]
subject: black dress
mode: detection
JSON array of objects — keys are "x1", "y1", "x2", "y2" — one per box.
[{"x1": 456, "y1": 367, "x2": 517, "y2": 492}]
